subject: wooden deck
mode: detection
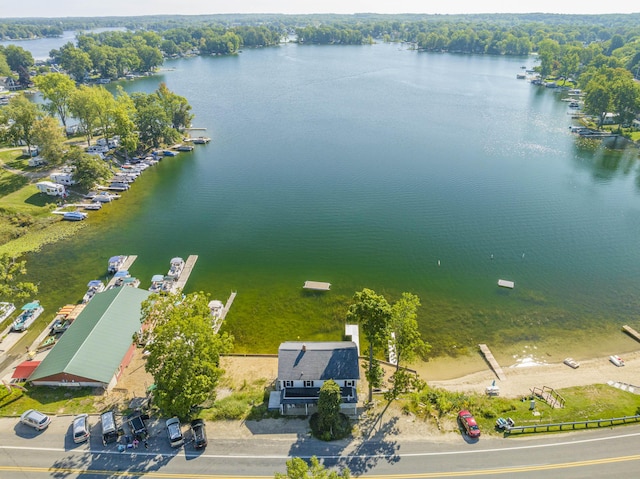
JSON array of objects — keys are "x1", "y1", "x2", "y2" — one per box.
[
  {"x1": 106, "y1": 255, "x2": 137, "y2": 288},
  {"x1": 170, "y1": 255, "x2": 198, "y2": 293},
  {"x1": 479, "y1": 343, "x2": 506, "y2": 380},
  {"x1": 623, "y1": 325, "x2": 640, "y2": 343}
]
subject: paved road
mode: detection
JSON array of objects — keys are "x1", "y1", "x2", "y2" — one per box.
[{"x1": 1, "y1": 416, "x2": 640, "y2": 478}]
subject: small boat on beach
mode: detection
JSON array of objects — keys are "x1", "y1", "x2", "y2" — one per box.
[
  {"x1": 11, "y1": 301, "x2": 44, "y2": 332},
  {"x1": 166, "y1": 257, "x2": 185, "y2": 279},
  {"x1": 610, "y1": 355, "x2": 625, "y2": 367},
  {"x1": 83, "y1": 280, "x2": 105, "y2": 303},
  {"x1": 563, "y1": 357, "x2": 580, "y2": 369},
  {"x1": 108, "y1": 255, "x2": 127, "y2": 274}
]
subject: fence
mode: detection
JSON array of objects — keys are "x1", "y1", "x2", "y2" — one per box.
[
  {"x1": 506, "y1": 414, "x2": 640, "y2": 435},
  {"x1": 531, "y1": 386, "x2": 565, "y2": 408}
]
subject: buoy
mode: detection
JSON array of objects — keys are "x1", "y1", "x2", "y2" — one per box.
[{"x1": 437, "y1": 260, "x2": 441, "y2": 266}]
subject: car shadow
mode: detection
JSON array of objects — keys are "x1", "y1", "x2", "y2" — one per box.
[{"x1": 13, "y1": 422, "x2": 47, "y2": 439}]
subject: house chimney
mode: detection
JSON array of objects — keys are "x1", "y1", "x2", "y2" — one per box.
[{"x1": 302, "y1": 343, "x2": 306, "y2": 352}]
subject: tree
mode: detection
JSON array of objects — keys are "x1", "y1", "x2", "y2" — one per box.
[
  {"x1": 5, "y1": 94, "x2": 41, "y2": 155},
  {"x1": 33, "y1": 72, "x2": 76, "y2": 128},
  {"x1": 275, "y1": 456, "x2": 350, "y2": 479},
  {"x1": 346, "y1": 288, "x2": 391, "y2": 403},
  {"x1": 141, "y1": 291, "x2": 234, "y2": 419},
  {"x1": 384, "y1": 293, "x2": 430, "y2": 401},
  {"x1": 67, "y1": 147, "x2": 112, "y2": 189},
  {"x1": 0, "y1": 254, "x2": 38, "y2": 302},
  {"x1": 52, "y1": 42, "x2": 92, "y2": 82},
  {"x1": 32, "y1": 116, "x2": 66, "y2": 165},
  {"x1": 69, "y1": 85, "x2": 101, "y2": 146},
  {"x1": 156, "y1": 83, "x2": 193, "y2": 131},
  {"x1": 2, "y1": 44, "x2": 34, "y2": 72},
  {"x1": 111, "y1": 87, "x2": 138, "y2": 155}
]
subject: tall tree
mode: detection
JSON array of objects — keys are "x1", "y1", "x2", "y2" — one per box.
[
  {"x1": 275, "y1": 456, "x2": 350, "y2": 479},
  {"x1": 67, "y1": 146, "x2": 112, "y2": 189},
  {"x1": 141, "y1": 291, "x2": 234, "y2": 419},
  {"x1": 33, "y1": 72, "x2": 76, "y2": 128},
  {"x1": 0, "y1": 254, "x2": 38, "y2": 302},
  {"x1": 346, "y1": 288, "x2": 391, "y2": 403},
  {"x1": 32, "y1": 116, "x2": 66, "y2": 165},
  {"x1": 5, "y1": 94, "x2": 41, "y2": 155},
  {"x1": 69, "y1": 85, "x2": 101, "y2": 146},
  {"x1": 2, "y1": 44, "x2": 34, "y2": 72}
]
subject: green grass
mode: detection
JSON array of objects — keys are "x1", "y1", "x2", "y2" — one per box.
[{"x1": 0, "y1": 386, "x2": 99, "y2": 417}]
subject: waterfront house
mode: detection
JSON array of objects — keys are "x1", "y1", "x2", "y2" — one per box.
[
  {"x1": 29, "y1": 287, "x2": 151, "y2": 390},
  {"x1": 272, "y1": 341, "x2": 360, "y2": 416}
]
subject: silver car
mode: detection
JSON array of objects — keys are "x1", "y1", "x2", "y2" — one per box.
[
  {"x1": 72, "y1": 414, "x2": 90, "y2": 443},
  {"x1": 20, "y1": 409, "x2": 51, "y2": 430},
  {"x1": 166, "y1": 417, "x2": 184, "y2": 448}
]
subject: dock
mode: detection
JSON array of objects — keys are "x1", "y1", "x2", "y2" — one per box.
[
  {"x1": 170, "y1": 255, "x2": 198, "y2": 293},
  {"x1": 479, "y1": 343, "x2": 506, "y2": 380},
  {"x1": 623, "y1": 325, "x2": 640, "y2": 343},
  {"x1": 212, "y1": 291, "x2": 237, "y2": 333},
  {"x1": 498, "y1": 279, "x2": 515, "y2": 289},
  {"x1": 303, "y1": 281, "x2": 331, "y2": 291},
  {"x1": 105, "y1": 255, "x2": 137, "y2": 288}
]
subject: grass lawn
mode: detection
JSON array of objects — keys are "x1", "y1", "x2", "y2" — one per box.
[{"x1": 0, "y1": 386, "x2": 99, "y2": 417}]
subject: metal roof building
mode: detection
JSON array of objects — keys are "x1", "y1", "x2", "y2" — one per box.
[{"x1": 30, "y1": 287, "x2": 151, "y2": 390}]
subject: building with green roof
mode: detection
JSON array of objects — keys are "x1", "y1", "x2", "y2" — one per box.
[{"x1": 30, "y1": 287, "x2": 151, "y2": 390}]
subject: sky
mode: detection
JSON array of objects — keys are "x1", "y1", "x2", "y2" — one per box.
[{"x1": 3, "y1": 1, "x2": 639, "y2": 18}]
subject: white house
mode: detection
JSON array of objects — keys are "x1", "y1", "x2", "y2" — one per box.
[
  {"x1": 271, "y1": 341, "x2": 360, "y2": 416},
  {"x1": 36, "y1": 181, "x2": 66, "y2": 196}
]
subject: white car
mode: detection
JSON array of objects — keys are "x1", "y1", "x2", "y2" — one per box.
[
  {"x1": 610, "y1": 355, "x2": 625, "y2": 367},
  {"x1": 166, "y1": 417, "x2": 184, "y2": 448},
  {"x1": 20, "y1": 409, "x2": 51, "y2": 430},
  {"x1": 72, "y1": 414, "x2": 90, "y2": 443}
]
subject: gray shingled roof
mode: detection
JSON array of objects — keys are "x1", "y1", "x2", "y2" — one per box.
[
  {"x1": 277, "y1": 341, "x2": 360, "y2": 381},
  {"x1": 30, "y1": 287, "x2": 151, "y2": 384}
]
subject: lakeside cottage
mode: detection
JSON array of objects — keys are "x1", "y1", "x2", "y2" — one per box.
[{"x1": 271, "y1": 341, "x2": 360, "y2": 416}]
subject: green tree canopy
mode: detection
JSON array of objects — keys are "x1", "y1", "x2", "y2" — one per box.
[
  {"x1": 33, "y1": 72, "x2": 77, "y2": 127},
  {"x1": 275, "y1": 456, "x2": 350, "y2": 479},
  {"x1": 5, "y1": 94, "x2": 41, "y2": 155},
  {"x1": 32, "y1": 116, "x2": 67, "y2": 165},
  {"x1": 141, "y1": 291, "x2": 234, "y2": 419},
  {"x1": 0, "y1": 253, "x2": 38, "y2": 302},
  {"x1": 67, "y1": 146, "x2": 112, "y2": 189}
]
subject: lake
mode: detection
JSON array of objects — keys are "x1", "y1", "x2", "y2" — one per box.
[{"x1": 11, "y1": 40, "x2": 640, "y2": 377}]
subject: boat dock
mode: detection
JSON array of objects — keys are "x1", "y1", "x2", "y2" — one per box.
[
  {"x1": 622, "y1": 325, "x2": 640, "y2": 343},
  {"x1": 213, "y1": 291, "x2": 237, "y2": 333},
  {"x1": 170, "y1": 255, "x2": 198, "y2": 293},
  {"x1": 479, "y1": 343, "x2": 506, "y2": 380},
  {"x1": 106, "y1": 255, "x2": 137, "y2": 288}
]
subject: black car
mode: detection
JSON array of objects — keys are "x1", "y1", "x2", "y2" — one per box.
[{"x1": 190, "y1": 419, "x2": 207, "y2": 449}]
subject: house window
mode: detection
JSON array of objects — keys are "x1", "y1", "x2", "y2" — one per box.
[
  {"x1": 304, "y1": 380, "x2": 314, "y2": 388},
  {"x1": 283, "y1": 380, "x2": 294, "y2": 388},
  {"x1": 344, "y1": 380, "x2": 355, "y2": 387}
]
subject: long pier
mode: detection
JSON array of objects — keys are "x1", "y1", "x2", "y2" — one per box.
[
  {"x1": 479, "y1": 343, "x2": 506, "y2": 381},
  {"x1": 105, "y1": 255, "x2": 137, "y2": 288},
  {"x1": 170, "y1": 255, "x2": 198, "y2": 293}
]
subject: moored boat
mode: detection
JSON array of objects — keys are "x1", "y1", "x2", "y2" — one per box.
[
  {"x1": 163, "y1": 150, "x2": 178, "y2": 157},
  {"x1": 0, "y1": 302, "x2": 16, "y2": 322},
  {"x1": 192, "y1": 136, "x2": 210, "y2": 144},
  {"x1": 176, "y1": 145, "x2": 194, "y2": 152},
  {"x1": 83, "y1": 202, "x2": 102, "y2": 210},
  {"x1": 208, "y1": 300, "x2": 224, "y2": 320},
  {"x1": 63, "y1": 211, "x2": 88, "y2": 221},
  {"x1": 108, "y1": 255, "x2": 127, "y2": 274},
  {"x1": 167, "y1": 257, "x2": 185, "y2": 279},
  {"x1": 83, "y1": 280, "x2": 105, "y2": 303},
  {"x1": 11, "y1": 301, "x2": 44, "y2": 332},
  {"x1": 149, "y1": 274, "x2": 165, "y2": 293}
]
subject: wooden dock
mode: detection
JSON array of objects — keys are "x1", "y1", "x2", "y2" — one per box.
[
  {"x1": 479, "y1": 343, "x2": 506, "y2": 380},
  {"x1": 170, "y1": 255, "x2": 198, "y2": 293},
  {"x1": 106, "y1": 255, "x2": 137, "y2": 288},
  {"x1": 623, "y1": 325, "x2": 640, "y2": 343},
  {"x1": 303, "y1": 281, "x2": 331, "y2": 291},
  {"x1": 212, "y1": 291, "x2": 237, "y2": 333}
]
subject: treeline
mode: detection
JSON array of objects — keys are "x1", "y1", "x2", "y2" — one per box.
[{"x1": 0, "y1": 23, "x2": 63, "y2": 40}]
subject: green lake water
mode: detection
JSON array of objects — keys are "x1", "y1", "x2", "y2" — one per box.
[{"x1": 20, "y1": 42, "x2": 640, "y2": 376}]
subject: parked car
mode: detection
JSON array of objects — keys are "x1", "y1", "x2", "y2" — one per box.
[
  {"x1": 458, "y1": 410, "x2": 480, "y2": 438},
  {"x1": 20, "y1": 409, "x2": 51, "y2": 430},
  {"x1": 100, "y1": 410, "x2": 119, "y2": 445},
  {"x1": 190, "y1": 419, "x2": 207, "y2": 449},
  {"x1": 72, "y1": 414, "x2": 90, "y2": 443},
  {"x1": 166, "y1": 417, "x2": 184, "y2": 448}
]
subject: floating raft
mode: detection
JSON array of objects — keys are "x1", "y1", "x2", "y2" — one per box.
[
  {"x1": 303, "y1": 281, "x2": 331, "y2": 291},
  {"x1": 498, "y1": 279, "x2": 515, "y2": 289}
]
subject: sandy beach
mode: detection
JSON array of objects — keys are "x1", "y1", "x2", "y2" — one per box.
[{"x1": 428, "y1": 350, "x2": 640, "y2": 398}]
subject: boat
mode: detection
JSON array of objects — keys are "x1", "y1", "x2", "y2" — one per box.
[
  {"x1": 166, "y1": 257, "x2": 185, "y2": 279},
  {"x1": 0, "y1": 302, "x2": 16, "y2": 322},
  {"x1": 82, "y1": 280, "x2": 105, "y2": 303},
  {"x1": 148, "y1": 274, "x2": 165, "y2": 293},
  {"x1": 50, "y1": 317, "x2": 70, "y2": 334},
  {"x1": 63, "y1": 211, "x2": 88, "y2": 221},
  {"x1": 568, "y1": 102, "x2": 580, "y2": 108},
  {"x1": 193, "y1": 137, "x2": 210, "y2": 144},
  {"x1": 208, "y1": 300, "x2": 224, "y2": 320},
  {"x1": 83, "y1": 202, "x2": 102, "y2": 210},
  {"x1": 108, "y1": 255, "x2": 127, "y2": 274},
  {"x1": 516, "y1": 74, "x2": 526, "y2": 79},
  {"x1": 610, "y1": 355, "x2": 625, "y2": 367},
  {"x1": 11, "y1": 301, "x2": 44, "y2": 332},
  {"x1": 163, "y1": 150, "x2": 178, "y2": 157},
  {"x1": 563, "y1": 357, "x2": 580, "y2": 369},
  {"x1": 37, "y1": 335, "x2": 57, "y2": 351},
  {"x1": 176, "y1": 145, "x2": 194, "y2": 152},
  {"x1": 107, "y1": 182, "x2": 130, "y2": 191},
  {"x1": 161, "y1": 277, "x2": 175, "y2": 293},
  {"x1": 122, "y1": 277, "x2": 140, "y2": 288},
  {"x1": 109, "y1": 269, "x2": 131, "y2": 288}
]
